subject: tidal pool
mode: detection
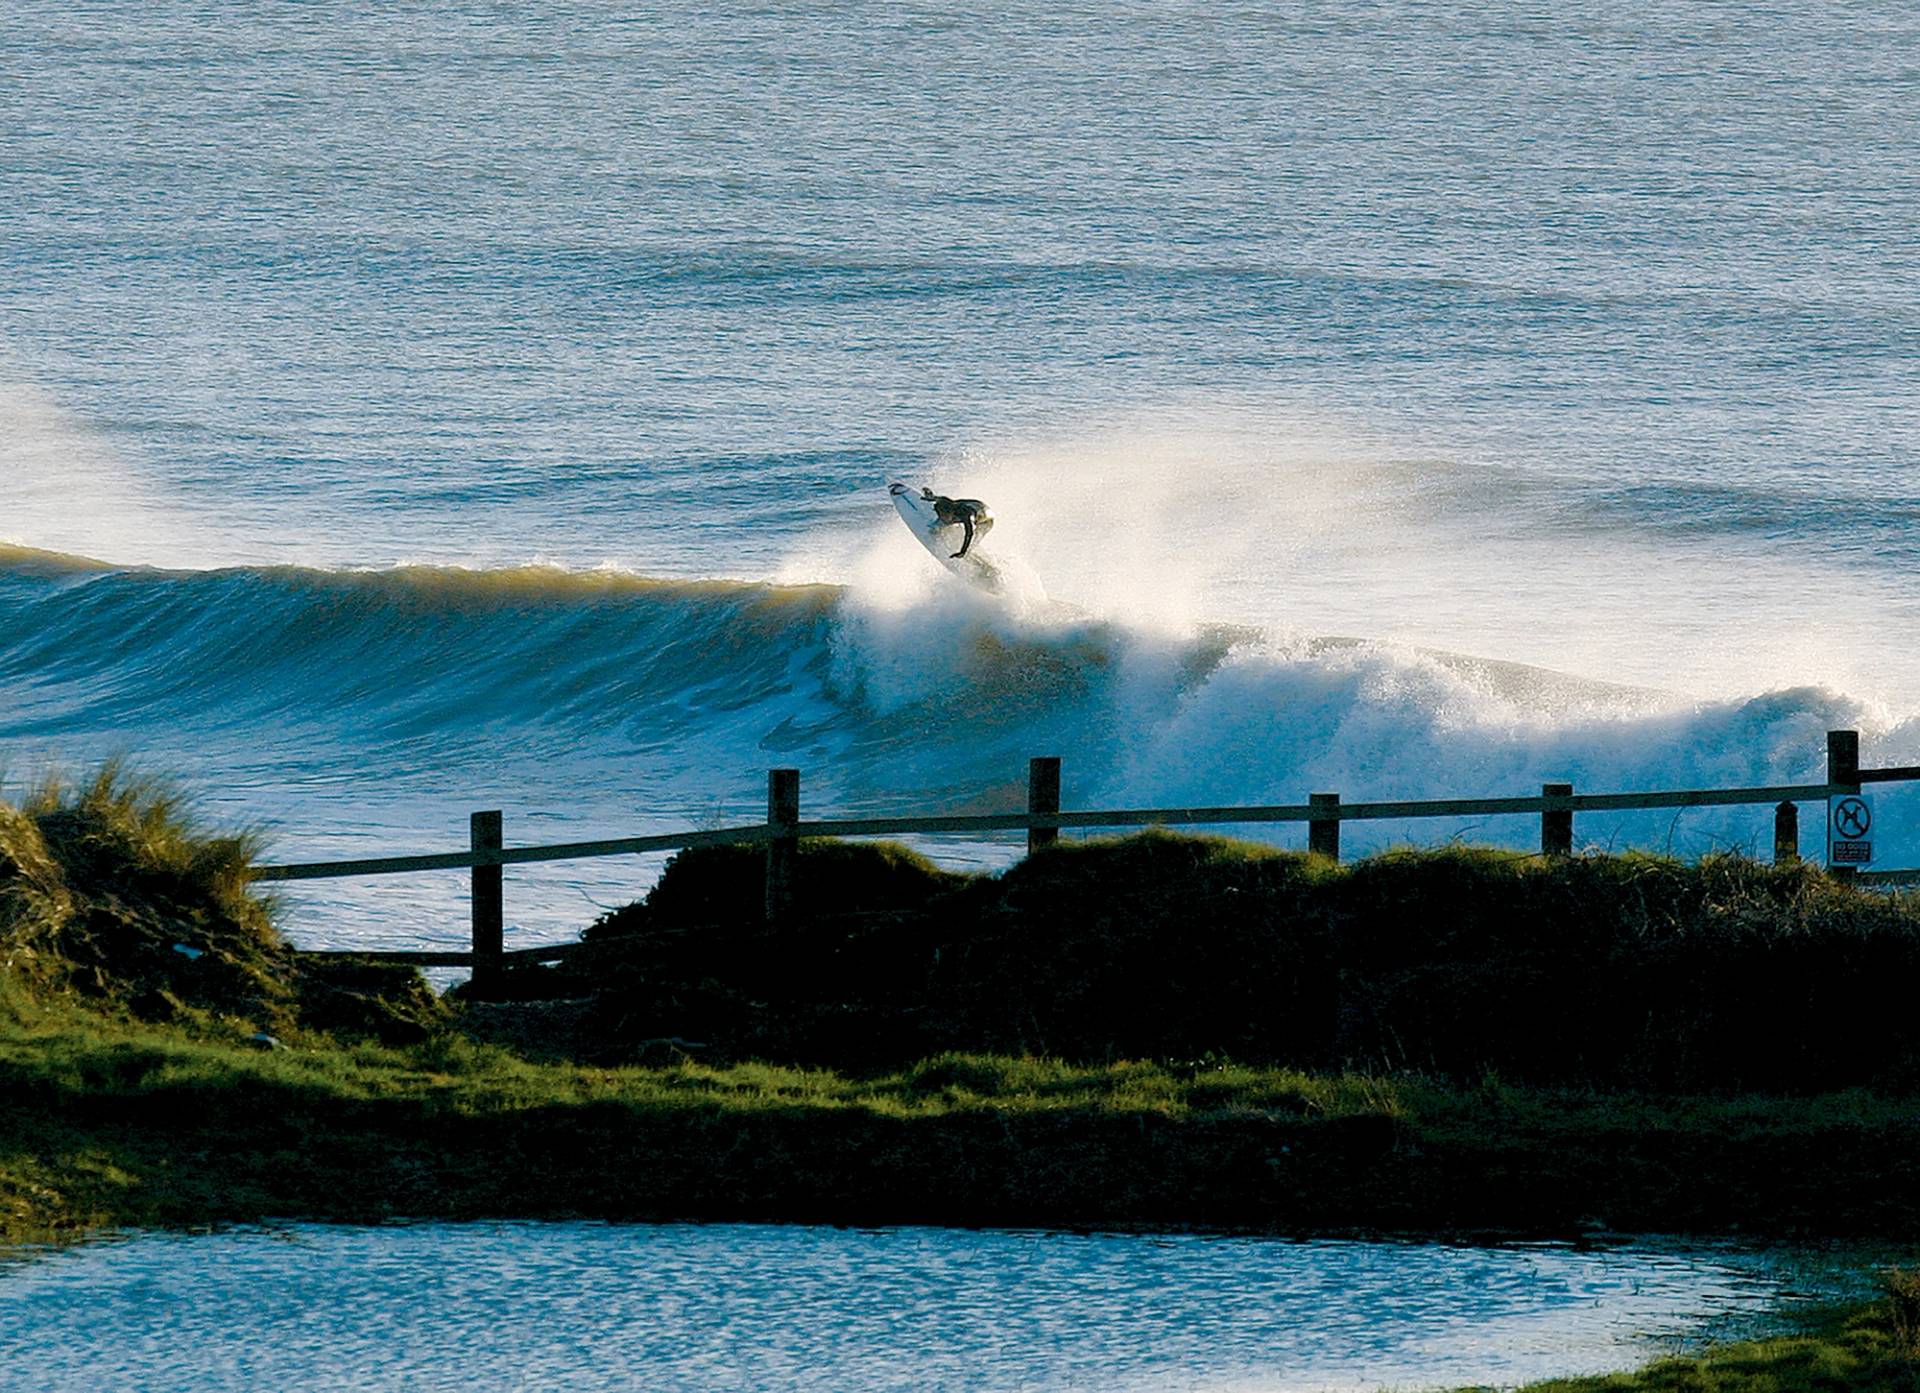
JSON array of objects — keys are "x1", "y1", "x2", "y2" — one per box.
[{"x1": 0, "y1": 1223, "x2": 1867, "y2": 1392}]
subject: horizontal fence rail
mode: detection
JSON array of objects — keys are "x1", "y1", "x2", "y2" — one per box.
[
  {"x1": 252, "y1": 732, "x2": 1920, "y2": 985},
  {"x1": 252, "y1": 784, "x2": 1849, "y2": 882},
  {"x1": 253, "y1": 825, "x2": 774, "y2": 883},
  {"x1": 1862, "y1": 765, "x2": 1920, "y2": 784}
]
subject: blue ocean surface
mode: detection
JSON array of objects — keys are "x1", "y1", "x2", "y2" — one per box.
[{"x1": 2, "y1": 1, "x2": 1917, "y2": 951}]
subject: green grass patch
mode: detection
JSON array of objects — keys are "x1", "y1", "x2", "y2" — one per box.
[
  {"x1": 0, "y1": 765, "x2": 447, "y2": 1044},
  {"x1": 0, "y1": 761, "x2": 288, "y2": 1025},
  {"x1": 1511, "y1": 1298, "x2": 1920, "y2": 1391},
  {"x1": 3, "y1": 991, "x2": 1919, "y2": 1393},
  {"x1": 3, "y1": 991, "x2": 1920, "y2": 1249}
]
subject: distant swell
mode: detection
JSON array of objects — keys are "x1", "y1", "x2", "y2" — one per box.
[{"x1": 3, "y1": 550, "x2": 1917, "y2": 862}]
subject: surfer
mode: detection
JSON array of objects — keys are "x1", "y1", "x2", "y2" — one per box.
[{"x1": 921, "y1": 488, "x2": 990, "y2": 558}]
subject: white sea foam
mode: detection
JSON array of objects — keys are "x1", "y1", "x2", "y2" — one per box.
[
  {"x1": 837, "y1": 406, "x2": 1920, "y2": 711},
  {"x1": 805, "y1": 510, "x2": 1915, "y2": 866},
  {"x1": 3, "y1": 537, "x2": 1914, "y2": 951}
]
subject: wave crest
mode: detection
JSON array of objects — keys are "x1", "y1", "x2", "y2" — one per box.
[{"x1": 3, "y1": 550, "x2": 1916, "y2": 863}]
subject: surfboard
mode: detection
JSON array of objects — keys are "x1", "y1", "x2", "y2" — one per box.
[{"x1": 889, "y1": 481, "x2": 1007, "y2": 592}]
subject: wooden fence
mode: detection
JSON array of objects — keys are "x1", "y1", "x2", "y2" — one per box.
[{"x1": 253, "y1": 728, "x2": 1920, "y2": 987}]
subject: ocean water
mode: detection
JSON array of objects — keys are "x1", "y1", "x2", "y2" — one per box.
[{"x1": 3, "y1": 2, "x2": 1917, "y2": 953}]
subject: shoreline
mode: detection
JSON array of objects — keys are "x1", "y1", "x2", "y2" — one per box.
[
  {"x1": 2, "y1": 1021, "x2": 1915, "y2": 1388},
  {"x1": 6, "y1": 1016, "x2": 1919, "y2": 1242}
]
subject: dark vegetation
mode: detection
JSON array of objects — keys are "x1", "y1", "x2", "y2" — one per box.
[
  {"x1": 11, "y1": 766, "x2": 1916, "y2": 1098},
  {"x1": 3, "y1": 769, "x2": 1920, "y2": 1389},
  {"x1": 503, "y1": 832, "x2": 1920, "y2": 1093}
]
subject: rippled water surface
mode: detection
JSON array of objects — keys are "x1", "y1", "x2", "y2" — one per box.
[{"x1": 0, "y1": 1223, "x2": 1857, "y2": 1392}]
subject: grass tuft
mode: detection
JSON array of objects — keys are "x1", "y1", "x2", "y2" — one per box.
[
  {"x1": 0, "y1": 761, "x2": 291, "y2": 1027},
  {"x1": 1514, "y1": 1301, "x2": 1920, "y2": 1391},
  {"x1": 1879, "y1": 1266, "x2": 1920, "y2": 1360},
  {"x1": 0, "y1": 763, "x2": 446, "y2": 1044}
]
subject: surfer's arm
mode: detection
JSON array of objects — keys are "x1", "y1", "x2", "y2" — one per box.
[{"x1": 952, "y1": 515, "x2": 975, "y2": 558}]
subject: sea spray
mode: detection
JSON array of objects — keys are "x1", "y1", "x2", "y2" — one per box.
[
  {"x1": 4, "y1": 549, "x2": 1918, "y2": 948},
  {"x1": 866, "y1": 412, "x2": 1920, "y2": 707},
  {"x1": 0, "y1": 380, "x2": 218, "y2": 569}
]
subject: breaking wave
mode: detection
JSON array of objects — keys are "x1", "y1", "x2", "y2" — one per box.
[{"x1": 3, "y1": 547, "x2": 1916, "y2": 864}]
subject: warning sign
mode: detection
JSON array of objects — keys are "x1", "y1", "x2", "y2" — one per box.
[{"x1": 1828, "y1": 794, "x2": 1874, "y2": 867}]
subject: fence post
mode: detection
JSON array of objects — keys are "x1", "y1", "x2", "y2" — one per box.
[
  {"x1": 1308, "y1": 792, "x2": 1340, "y2": 860},
  {"x1": 1827, "y1": 729, "x2": 1860, "y2": 881},
  {"x1": 1027, "y1": 757, "x2": 1061, "y2": 855},
  {"x1": 1541, "y1": 783, "x2": 1573, "y2": 856},
  {"x1": 765, "y1": 768, "x2": 800, "y2": 924},
  {"x1": 470, "y1": 810, "x2": 504, "y2": 994},
  {"x1": 1773, "y1": 801, "x2": 1799, "y2": 865},
  {"x1": 1828, "y1": 729, "x2": 1861, "y2": 787}
]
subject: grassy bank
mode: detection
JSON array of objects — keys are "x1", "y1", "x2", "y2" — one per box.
[
  {"x1": 1, "y1": 770, "x2": 1918, "y2": 1246},
  {"x1": 6, "y1": 1002, "x2": 1920, "y2": 1392},
  {"x1": 4, "y1": 767, "x2": 1920, "y2": 1388},
  {"x1": 508, "y1": 831, "x2": 1920, "y2": 1094},
  {"x1": 1512, "y1": 1301, "x2": 1920, "y2": 1392},
  {"x1": 6, "y1": 990, "x2": 1920, "y2": 1246}
]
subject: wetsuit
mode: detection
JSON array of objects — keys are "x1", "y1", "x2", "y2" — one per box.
[{"x1": 929, "y1": 495, "x2": 988, "y2": 558}]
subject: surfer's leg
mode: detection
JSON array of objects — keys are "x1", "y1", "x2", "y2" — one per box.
[{"x1": 952, "y1": 516, "x2": 975, "y2": 559}]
